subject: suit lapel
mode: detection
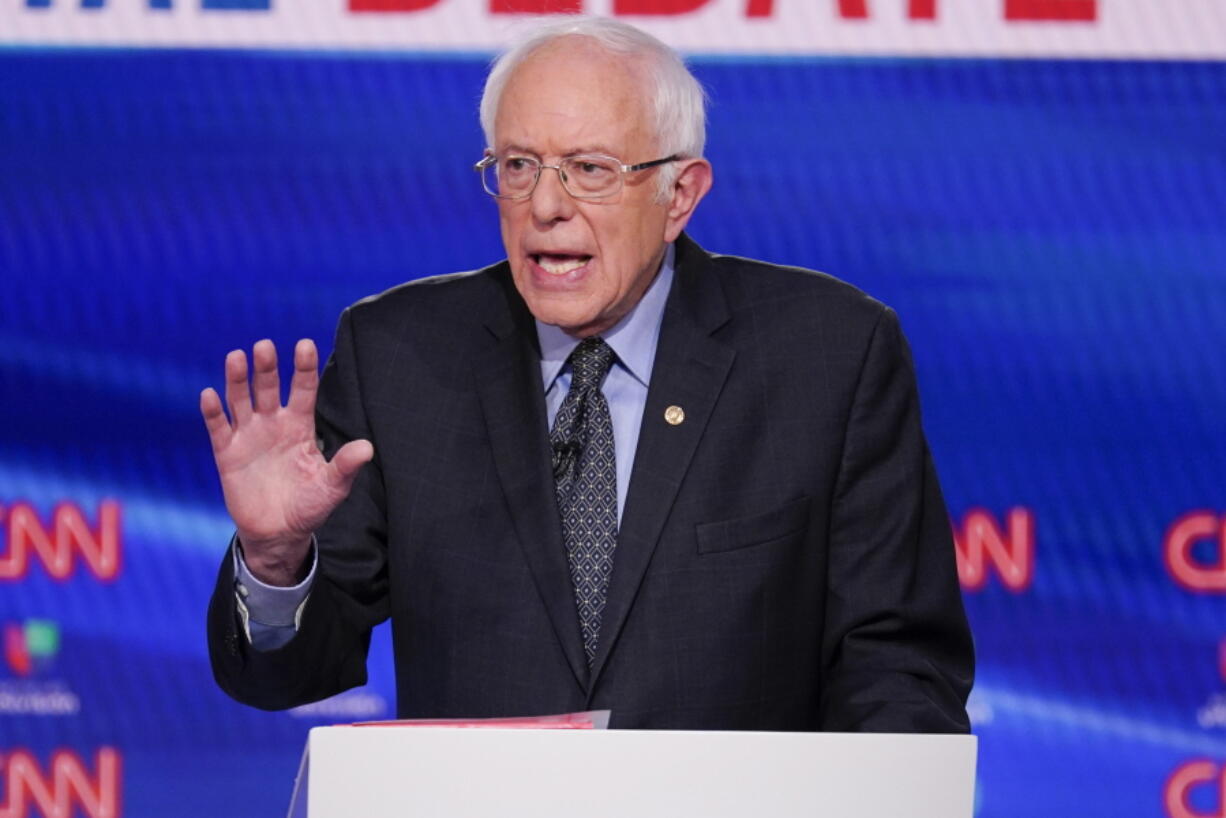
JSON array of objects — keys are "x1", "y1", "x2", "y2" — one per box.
[
  {"x1": 588, "y1": 236, "x2": 735, "y2": 688},
  {"x1": 473, "y1": 268, "x2": 590, "y2": 691}
]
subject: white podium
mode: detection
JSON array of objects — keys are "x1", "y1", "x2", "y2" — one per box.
[{"x1": 288, "y1": 726, "x2": 977, "y2": 817}]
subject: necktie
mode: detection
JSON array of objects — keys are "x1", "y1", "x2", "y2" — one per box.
[{"x1": 549, "y1": 337, "x2": 618, "y2": 665}]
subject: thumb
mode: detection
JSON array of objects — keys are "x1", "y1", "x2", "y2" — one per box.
[{"x1": 328, "y1": 439, "x2": 375, "y2": 486}]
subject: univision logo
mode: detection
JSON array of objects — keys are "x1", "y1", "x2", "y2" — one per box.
[
  {"x1": 3, "y1": 619, "x2": 60, "y2": 678},
  {"x1": 0, "y1": 619, "x2": 79, "y2": 716}
]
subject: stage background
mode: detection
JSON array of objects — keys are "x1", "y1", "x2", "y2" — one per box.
[{"x1": 2, "y1": 2, "x2": 1226, "y2": 816}]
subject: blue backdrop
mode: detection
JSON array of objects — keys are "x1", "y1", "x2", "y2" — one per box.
[{"x1": 2, "y1": 50, "x2": 1225, "y2": 816}]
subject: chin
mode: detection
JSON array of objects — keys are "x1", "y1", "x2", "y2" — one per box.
[
  {"x1": 537, "y1": 309, "x2": 602, "y2": 337},
  {"x1": 514, "y1": 282, "x2": 600, "y2": 336}
]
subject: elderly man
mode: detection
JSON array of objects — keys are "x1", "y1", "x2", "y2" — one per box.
[{"x1": 204, "y1": 17, "x2": 973, "y2": 732}]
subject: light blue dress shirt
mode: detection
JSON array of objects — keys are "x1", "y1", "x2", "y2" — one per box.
[{"x1": 235, "y1": 245, "x2": 675, "y2": 651}]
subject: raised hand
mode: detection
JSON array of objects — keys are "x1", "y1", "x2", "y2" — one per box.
[{"x1": 200, "y1": 339, "x2": 374, "y2": 586}]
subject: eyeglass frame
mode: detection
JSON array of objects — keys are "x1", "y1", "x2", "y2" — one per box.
[{"x1": 474, "y1": 151, "x2": 682, "y2": 201}]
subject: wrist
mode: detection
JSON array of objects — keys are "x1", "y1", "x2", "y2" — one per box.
[{"x1": 236, "y1": 534, "x2": 312, "y2": 587}]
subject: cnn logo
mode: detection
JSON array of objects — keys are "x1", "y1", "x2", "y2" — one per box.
[
  {"x1": 953, "y1": 507, "x2": 1034, "y2": 592},
  {"x1": 0, "y1": 501, "x2": 121, "y2": 582},
  {"x1": 1166, "y1": 760, "x2": 1226, "y2": 818},
  {"x1": 1165, "y1": 512, "x2": 1226, "y2": 592},
  {"x1": 0, "y1": 748, "x2": 121, "y2": 818}
]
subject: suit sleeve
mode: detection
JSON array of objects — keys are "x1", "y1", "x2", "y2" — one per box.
[
  {"x1": 819, "y1": 306, "x2": 974, "y2": 733},
  {"x1": 207, "y1": 306, "x2": 391, "y2": 710}
]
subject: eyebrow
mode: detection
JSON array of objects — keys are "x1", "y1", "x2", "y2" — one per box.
[
  {"x1": 565, "y1": 144, "x2": 620, "y2": 157},
  {"x1": 500, "y1": 144, "x2": 538, "y2": 156},
  {"x1": 500, "y1": 143, "x2": 621, "y2": 158}
]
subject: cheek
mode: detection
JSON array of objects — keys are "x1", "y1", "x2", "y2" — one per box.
[
  {"x1": 608, "y1": 212, "x2": 660, "y2": 284},
  {"x1": 591, "y1": 214, "x2": 639, "y2": 285},
  {"x1": 497, "y1": 205, "x2": 519, "y2": 245}
]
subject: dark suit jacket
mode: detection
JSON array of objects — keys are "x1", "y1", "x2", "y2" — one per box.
[{"x1": 208, "y1": 234, "x2": 974, "y2": 732}]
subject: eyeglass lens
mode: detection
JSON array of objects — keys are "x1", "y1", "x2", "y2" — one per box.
[{"x1": 484, "y1": 156, "x2": 623, "y2": 198}]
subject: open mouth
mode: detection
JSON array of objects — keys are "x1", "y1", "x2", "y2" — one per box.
[{"x1": 531, "y1": 253, "x2": 593, "y2": 276}]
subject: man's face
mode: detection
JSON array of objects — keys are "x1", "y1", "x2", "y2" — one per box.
[{"x1": 493, "y1": 40, "x2": 674, "y2": 338}]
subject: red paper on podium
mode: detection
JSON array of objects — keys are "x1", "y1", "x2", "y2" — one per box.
[{"x1": 350, "y1": 710, "x2": 611, "y2": 730}]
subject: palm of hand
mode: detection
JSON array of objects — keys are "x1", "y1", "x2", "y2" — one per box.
[
  {"x1": 216, "y1": 410, "x2": 337, "y2": 544},
  {"x1": 201, "y1": 339, "x2": 373, "y2": 570}
]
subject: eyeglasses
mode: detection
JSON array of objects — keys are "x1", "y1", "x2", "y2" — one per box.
[{"x1": 474, "y1": 152, "x2": 680, "y2": 200}]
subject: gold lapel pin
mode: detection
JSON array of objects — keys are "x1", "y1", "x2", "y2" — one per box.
[{"x1": 664, "y1": 405, "x2": 685, "y2": 426}]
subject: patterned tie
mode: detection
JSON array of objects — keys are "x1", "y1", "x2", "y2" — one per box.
[{"x1": 549, "y1": 337, "x2": 618, "y2": 665}]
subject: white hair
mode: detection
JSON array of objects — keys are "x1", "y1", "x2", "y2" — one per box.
[{"x1": 479, "y1": 17, "x2": 707, "y2": 199}]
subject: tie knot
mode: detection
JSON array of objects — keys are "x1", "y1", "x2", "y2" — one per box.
[{"x1": 569, "y1": 337, "x2": 615, "y2": 390}]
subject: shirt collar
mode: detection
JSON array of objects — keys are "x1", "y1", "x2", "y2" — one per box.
[{"x1": 537, "y1": 242, "x2": 675, "y2": 391}]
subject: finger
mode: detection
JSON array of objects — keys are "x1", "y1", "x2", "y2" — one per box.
[
  {"x1": 224, "y1": 349, "x2": 253, "y2": 427},
  {"x1": 287, "y1": 338, "x2": 319, "y2": 416},
  {"x1": 251, "y1": 339, "x2": 281, "y2": 414},
  {"x1": 327, "y1": 439, "x2": 374, "y2": 488},
  {"x1": 199, "y1": 387, "x2": 233, "y2": 452}
]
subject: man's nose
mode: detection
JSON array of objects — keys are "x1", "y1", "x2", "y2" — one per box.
[{"x1": 530, "y1": 165, "x2": 576, "y2": 224}]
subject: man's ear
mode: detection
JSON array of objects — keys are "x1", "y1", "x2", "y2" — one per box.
[{"x1": 663, "y1": 159, "x2": 713, "y2": 243}]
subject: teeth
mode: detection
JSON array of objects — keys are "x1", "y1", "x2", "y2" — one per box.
[{"x1": 537, "y1": 256, "x2": 588, "y2": 275}]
